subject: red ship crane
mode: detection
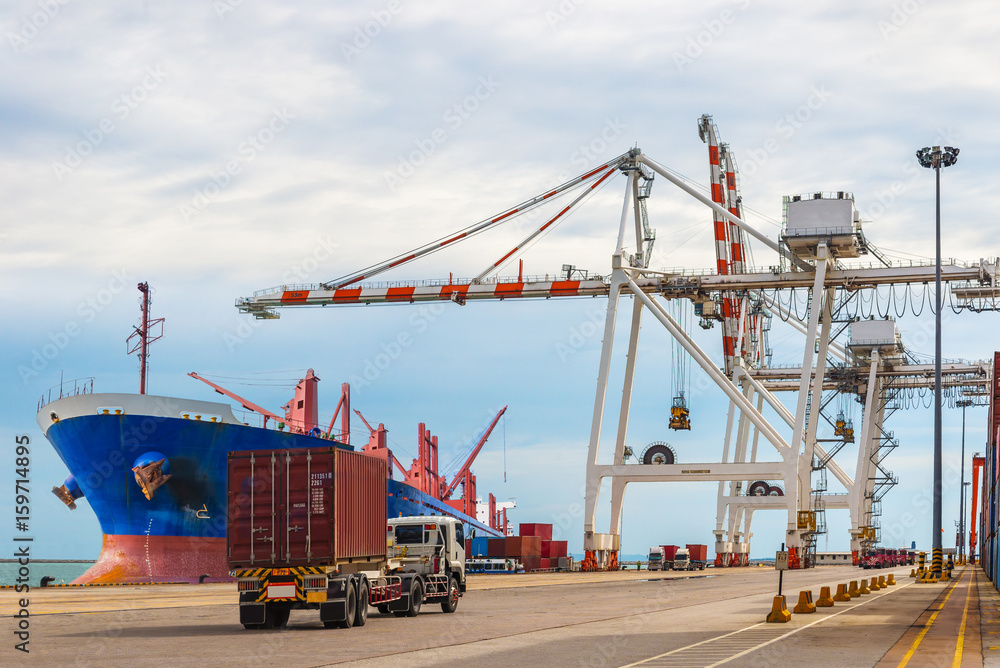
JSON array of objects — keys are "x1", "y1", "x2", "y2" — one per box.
[
  {"x1": 126, "y1": 282, "x2": 164, "y2": 395},
  {"x1": 442, "y1": 406, "x2": 507, "y2": 501},
  {"x1": 187, "y1": 370, "x2": 321, "y2": 434}
]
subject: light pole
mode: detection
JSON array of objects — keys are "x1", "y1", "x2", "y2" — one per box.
[
  {"x1": 917, "y1": 145, "x2": 959, "y2": 575},
  {"x1": 956, "y1": 398, "x2": 973, "y2": 561},
  {"x1": 963, "y1": 482, "x2": 971, "y2": 561}
]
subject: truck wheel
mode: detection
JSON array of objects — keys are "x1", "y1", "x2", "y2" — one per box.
[
  {"x1": 440, "y1": 578, "x2": 460, "y2": 614},
  {"x1": 341, "y1": 585, "x2": 357, "y2": 628},
  {"x1": 273, "y1": 608, "x2": 290, "y2": 628},
  {"x1": 405, "y1": 581, "x2": 423, "y2": 617},
  {"x1": 377, "y1": 605, "x2": 390, "y2": 615},
  {"x1": 354, "y1": 583, "x2": 369, "y2": 627}
]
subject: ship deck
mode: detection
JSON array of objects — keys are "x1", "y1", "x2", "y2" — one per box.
[{"x1": 2, "y1": 565, "x2": 995, "y2": 666}]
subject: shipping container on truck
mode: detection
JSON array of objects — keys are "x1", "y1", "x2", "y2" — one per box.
[
  {"x1": 686, "y1": 544, "x2": 708, "y2": 570},
  {"x1": 227, "y1": 447, "x2": 467, "y2": 630},
  {"x1": 661, "y1": 545, "x2": 679, "y2": 569}
]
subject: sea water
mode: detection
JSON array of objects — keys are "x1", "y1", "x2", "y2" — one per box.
[{"x1": 0, "y1": 561, "x2": 93, "y2": 586}]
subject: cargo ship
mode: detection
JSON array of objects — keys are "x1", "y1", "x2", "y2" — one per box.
[
  {"x1": 37, "y1": 373, "x2": 508, "y2": 583},
  {"x1": 35, "y1": 286, "x2": 508, "y2": 583}
]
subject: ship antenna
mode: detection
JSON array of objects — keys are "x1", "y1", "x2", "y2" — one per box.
[{"x1": 126, "y1": 282, "x2": 165, "y2": 394}]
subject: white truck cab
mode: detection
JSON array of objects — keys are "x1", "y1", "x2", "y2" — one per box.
[
  {"x1": 673, "y1": 547, "x2": 690, "y2": 571},
  {"x1": 388, "y1": 516, "x2": 467, "y2": 590}
]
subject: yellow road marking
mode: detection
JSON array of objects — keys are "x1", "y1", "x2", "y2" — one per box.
[
  {"x1": 897, "y1": 569, "x2": 964, "y2": 668},
  {"x1": 952, "y1": 571, "x2": 973, "y2": 668}
]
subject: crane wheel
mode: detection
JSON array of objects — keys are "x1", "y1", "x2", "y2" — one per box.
[
  {"x1": 747, "y1": 481, "x2": 770, "y2": 496},
  {"x1": 642, "y1": 443, "x2": 676, "y2": 465}
]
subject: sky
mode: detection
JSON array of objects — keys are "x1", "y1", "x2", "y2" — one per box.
[{"x1": 1, "y1": 0, "x2": 999, "y2": 561}]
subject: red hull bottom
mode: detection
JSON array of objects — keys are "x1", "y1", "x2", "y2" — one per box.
[{"x1": 73, "y1": 535, "x2": 232, "y2": 584}]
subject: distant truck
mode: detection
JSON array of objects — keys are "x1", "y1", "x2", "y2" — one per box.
[
  {"x1": 647, "y1": 547, "x2": 664, "y2": 571},
  {"x1": 227, "y1": 447, "x2": 466, "y2": 630},
  {"x1": 671, "y1": 544, "x2": 708, "y2": 571}
]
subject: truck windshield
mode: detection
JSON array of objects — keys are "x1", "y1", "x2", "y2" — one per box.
[{"x1": 395, "y1": 525, "x2": 423, "y2": 544}]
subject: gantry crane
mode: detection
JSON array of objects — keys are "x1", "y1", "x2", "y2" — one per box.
[{"x1": 236, "y1": 125, "x2": 1000, "y2": 571}]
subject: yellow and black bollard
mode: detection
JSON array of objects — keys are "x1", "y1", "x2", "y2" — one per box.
[{"x1": 931, "y1": 547, "x2": 943, "y2": 578}]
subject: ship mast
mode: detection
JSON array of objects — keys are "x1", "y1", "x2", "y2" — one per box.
[{"x1": 126, "y1": 282, "x2": 164, "y2": 395}]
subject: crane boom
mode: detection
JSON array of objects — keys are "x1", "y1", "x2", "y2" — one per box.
[
  {"x1": 442, "y1": 406, "x2": 507, "y2": 500},
  {"x1": 187, "y1": 372, "x2": 284, "y2": 425},
  {"x1": 318, "y1": 156, "x2": 630, "y2": 291}
]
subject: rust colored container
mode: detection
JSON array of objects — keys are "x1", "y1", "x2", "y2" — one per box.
[
  {"x1": 519, "y1": 523, "x2": 553, "y2": 541},
  {"x1": 227, "y1": 446, "x2": 387, "y2": 569},
  {"x1": 539, "y1": 558, "x2": 551, "y2": 570},
  {"x1": 488, "y1": 538, "x2": 507, "y2": 558},
  {"x1": 686, "y1": 544, "x2": 708, "y2": 562},
  {"x1": 522, "y1": 556, "x2": 541, "y2": 572},
  {"x1": 522, "y1": 535, "x2": 542, "y2": 557},
  {"x1": 661, "y1": 545, "x2": 679, "y2": 561},
  {"x1": 504, "y1": 536, "x2": 523, "y2": 557}
]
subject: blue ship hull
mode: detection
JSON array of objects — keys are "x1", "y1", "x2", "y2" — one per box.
[{"x1": 39, "y1": 393, "x2": 499, "y2": 583}]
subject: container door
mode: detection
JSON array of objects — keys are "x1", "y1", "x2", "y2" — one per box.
[
  {"x1": 282, "y1": 449, "x2": 335, "y2": 564},
  {"x1": 227, "y1": 452, "x2": 280, "y2": 566}
]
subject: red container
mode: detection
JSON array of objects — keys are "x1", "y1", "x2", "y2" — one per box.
[
  {"x1": 686, "y1": 544, "x2": 708, "y2": 562},
  {"x1": 661, "y1": 545, "x2": 679, "y2": 561},
  {"x1": 549, "y1": 541, "x2": 568, "y2": 558},
  {"x1": 519, "y1": 523, "x2": 553, "y2": 541},
  {"x1": 540, "y1": 541, "x2": 553, "y2": 558},
  {"x1": 539, "y1": 558, "x2": 551, "y2": 570},
  {"x1": 488, "y1": 538, "x2": 507, "y2": 558},
  {"x1": 227, "y1": 446, "x2": 387, "y2": 568},
  {"x1": 522, "y1": 556, "x2": 541, "y2": 572}
]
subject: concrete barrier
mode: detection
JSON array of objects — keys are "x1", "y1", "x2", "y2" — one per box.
[
  {"x1": 766, "y1": 595, "x2": 792, "y2": 623},
  {"x1": 887, "y1": 574, "x2": 896, "y2": 586},
  {"x1": 877, "y1": 575, "x2": 886, "y2": 588},
  {"x1": 848, "y1": 580, "x2": 860, "y2": 597},
  {"x1": 816, "y1": 586, "x2": 835, "y2": 607},
  {"x1": 869, "y1": 576, "x2": 881, "y2": 591},
  {"x1": 833, "y1": 583, "x2": 851, "y2": 602},
  {"x1": 792, "y1": 590, "x2": 816, "y2": 614},
  {"x1": 858, "y1": 579, "x2": 871, "y2": 595}
]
